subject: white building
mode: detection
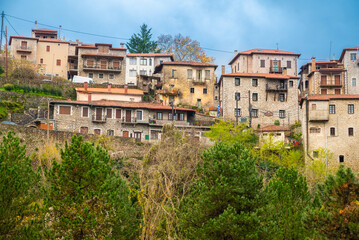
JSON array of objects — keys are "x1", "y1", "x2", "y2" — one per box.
[
  {"x1": 125, "y1": 53, "x2": 173, "y2": 85},
  {"x1": 339, "y1": 46, "x2": 359, "y2": 94}
]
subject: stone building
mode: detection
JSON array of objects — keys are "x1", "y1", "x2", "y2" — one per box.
[
  {"x1": 301, "y1": 94, "x2": 359, "y2": 172},
  {"x1": 31, "y1": 28, "x2": 58, "y2": 39},
  {"x1": 219, "y1": 48, "x2": 300, "y2": 128},
  {"x1": 125, "y1": 53, "x2": 173, "y2": 86},
  {"x1": 9, "y1": 36, "x2": 39, "y2": 63},
  {"x1": 76, "y1": 43, "x2": 126, "y2": 84},
  {"x1": 154, "y1": 61, "x2": 218, "y2": 111},
  {"x1": 339, "y1": 46, "x2": 359, "y2": 94},
  {"x1": 299, "y1": 57, "x2": 346, "y2": 97}
]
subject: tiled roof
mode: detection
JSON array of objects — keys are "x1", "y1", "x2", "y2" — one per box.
[
  {"x1": 9, "y1": 36, "x2": 38, "y2": 45},
  {"x1": 221, "y1": 72, "x2": 299, "y2": 79},
  {"x1": 95, "y1": 43, "x2": 112, "y2": 46},
  {"x1": 80, "y1": 53, "x2": 124, "y2": 58},
  {"x1": 229, "y1": 48, "x2": 301, "y2": 65},
  {"x1": 76, "y1": 87, "x2": 144, "y2": 95},
  {"x1": 51, "y1": 99, "x2": 195, "y2": 112},
  {"x1": 39, "y1": 39, "x2": 69, "y2": 44},
  {"x1": 77, "y1": 45, "x2": 97, "y2": 49},
  {"x1": 339, "y1": 46, "x2": 359, "y2": 61},
  {"x1": 300, "y1": 60, "x2": 341, "y2": 69},
  {"x1": 127, "y1": 53, "x2": 174, "y2": 60},
  {"x1": 257, "y1": 125, "x2": 290, "y2": 132},
  {"x1": 32, "y1": 28, "x2": 57, "y2": 33},
  {"x1": 154, "y1": 61, "x2": 217, "y2": 73},
  {"x1": 306, "y1": 94, "x2": 359, "y2": 101},
  {"x1": 110, "y1": 47, "x2": 127, "y2": 50}
]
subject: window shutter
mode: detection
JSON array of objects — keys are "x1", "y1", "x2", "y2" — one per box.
[
  {"x1": 59, "y1": 106, "x2": 71, "y2": 115},
  {"x1": 116, "y1": 109, "x2": 121, "y2": 119}
]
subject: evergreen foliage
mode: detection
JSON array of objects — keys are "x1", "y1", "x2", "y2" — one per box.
[{"x1": 126, "y1": 24, "x2": 158, "y2": 53}]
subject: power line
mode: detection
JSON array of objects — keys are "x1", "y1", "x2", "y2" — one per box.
[{"x1": 5, "y1": 16, "x2": 19, "y2": 36}]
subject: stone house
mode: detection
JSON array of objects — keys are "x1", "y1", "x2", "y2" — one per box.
[
  {"x1": 339, "y1": 46, "x2": 359, "y2": 94},
  {"x1": 256, "y1": 125, "x2": 291, "y2": 144},
  {"x1": 301, "y1": 94, "x2": 359, "y2": 172},
  {"x1": 125, "y1": 53, "x2": 173, "y2": 86},
  {"x1": 9, "y1": 36, "x2": 39, "y2": 63},
  {"x1": 31, "y1": 28, "x2": 58, "y2": 39},
  {"x1": 299, "y1": 57, "x2": 346, "y2": 97},
  {"x1": 154, "y1": 61, "x2": 218, "y2": 111},
  {"x1": 76, "y1": 43, "x2": 126, "y2": 84}
]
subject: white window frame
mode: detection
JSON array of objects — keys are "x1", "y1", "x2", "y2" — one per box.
[
  {"x1": 129, "y1": 58, "x2": 137, "y2": 65},
  {"x1": 136, "y1": 110, "x2": 143, "y2": 121}
]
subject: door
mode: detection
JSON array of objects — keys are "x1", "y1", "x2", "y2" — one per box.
[
  {"x1": 321, "y1": 75, "x2": 327, "y2": 85},
  {"x1": 101, "y1": 60, "x2": 107, "y2": 69},
  {"x1": 335, "y1": 75, "x2": 341, "y2": 85},
  {"x1": 96, "y1": 108, "x2": 103, "y2": 121},
  {"x1": 21, "y1": 41, "x2": 27, "y2": 49},
  {"x1": 335, "y1": 89, "x2": 341, "y2": 95},
  {"x1": 134, "y1": 132, "x2": 142, "y2": 142},
  {"x1": 123, "y1": 131, "x2": 129, "y2": 137},
  {"x1": 80, "y1": 127, "x2": 88, "y2": 134},
  {"x1": 126, "y1": 110, "x2": 131, "y2": 122}
]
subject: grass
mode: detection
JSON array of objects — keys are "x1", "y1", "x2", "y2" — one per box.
[{"x1": 0, "y1": 88, "x2": 64, "y2": 99}]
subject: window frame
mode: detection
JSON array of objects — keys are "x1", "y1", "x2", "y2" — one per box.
[
  {"x1": 329, "y1": 105, "x2": 336, "y2": 114},
  {"x1": 59, "y1": 105, "x2": 71, "y2": 115},
  {"x1": 190, "y1": 88, "x2": 194, "y2": 93},
  {"x1": 136, "y1": 110, "x2": 143, "y2": 121},
  {"x1": 156, "y1": 112, "x2": 163, "y2": 120},
  {"x1": 235, "y1": 77, "x2": 240, "y2": 86},
  {"x1": 99, "y1": 73, "x2": 104, "y2": 79},
  {"x1": 279, "y1": 93, "x2": 285, "y2": 102},
  {"x1": 350, "y1": 53, "x2": 357, "y2": 61},
  {"x1": 348, "y1": 104, "x2": 354, "y2": 114},
  {"x1": 349, "y1": 127, "x2": 354, "y2": 136},
  {"x1": 252, "y1": 93, "x2": 258, "y2": 101},
  {"x1": 279, "y1": 110, "x2": 286, "y2": 118},
  {"x1": 235, "y1": 92, "x2": 240, "y2": 100},
  {"x1": 234, "y1": 108, "x2": 241, "y2": 117},
  {"x1": 330, "y1": 127, "x2": 336, "y2": 136},
  {"x1": 203, "y1": 88, "x2": 207, "y2": 94},
  {"x1": 252, "y1": 78, "x2": 258, "y2": 87},
  {"x1": 251, "y1": 109, "x2": 258, "y2": 118},
  {"x1": 106, "y1": 108, "x2": 113, "y2": 119},
  {"x1": 82, "y1": 107, "x2": 89, "y2": 118}
]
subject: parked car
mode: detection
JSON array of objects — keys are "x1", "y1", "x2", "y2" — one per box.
[{"x1": 72, "y1": 75, "x2": 94, "y2": 84}]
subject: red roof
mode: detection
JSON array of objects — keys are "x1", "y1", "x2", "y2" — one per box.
[
  {"x1": 76, "y1": 87, "x2": 144, "y2": 95},
  {"x1": 339, "y1": 46, "x2": 359, "y2": 62},
  {"x1": 209, "y1": 107, "x2": 217, "y2": 111},
  {"x1": 154, "y1": 61, "x2": 217, "y2": 73},
  {"x1": 9, "y1": 36, "x2": 38, "y2": 45},
  {"x1": 95, "y1": 43, "x2": 112, "y2": 46},
  {"x1": 257, "y1": 125, "x2": 290, "y2": 132},
  {"x1": 300, "y1": 60, "x2": 341, "y2": 69},
  {"x1": 221, "y1": 72, "x2": 299, "y2": 79},
  {"x1": 306, "y1": 94, "x2": 359, "y2": 101},
  {"x1": 51, "y1": 99, "x2": 195, "y2": 112},
  {"x1": 229, "y1": 48, "x2": 301, "y2": 65},
  {"x1": 39, "y1": 39, "x2": 69, "y2": 44},
  {"x1": 319, "y1": 68, "x2": 346, "y2": 72},
  {"x1": 81, "y1": 53, "x2": 124, "y2": 58},
  {"x1": 32, "y1": 28, "x2": 57, "y2": 33}
]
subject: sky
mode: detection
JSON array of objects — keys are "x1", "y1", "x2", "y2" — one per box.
[{"x1": 2, "y1": 0, "x2": 359, "y2": 73}]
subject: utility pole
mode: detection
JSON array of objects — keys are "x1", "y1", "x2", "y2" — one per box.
[
  {"x1": 47, "y1": 97, "x2": 50, "y2": 143},
  {"x1": 5, "y1": 26, "x2": 8, "y2": 81},
  {"x1": 248, "y1": 90, "x2": 252, "y2": 128},
  {"x1": 236, "y1": 97, "x2": 239, "y2": 125},
  {"x1": 0, "y1": 11, "x2": 4, "y2": 52},
  {"x1": 51, "y1": 54, "x2": 54, "y2": 81},
  {"x1": 59, "y1": 25, "x2": 62, "y2": 40}
]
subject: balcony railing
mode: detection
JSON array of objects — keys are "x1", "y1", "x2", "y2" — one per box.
[
  {"x1": 269, "y1": 67, "x2": 283, "y2": 73},
  {"x1": 17, "y1": 45, "x2": 32, "y2": 52},
  {"x1": 320, "y1": 81, "x2": 342, "y2": 87},
  {"x1": 92, "y1": 114, "x2": 107, "y2": 122},
  {"x1": 266, "y1": 83, "x2": 288, "y2": 92},
  {"x1": 118, "y1": 117, "x2": 137, "y2": 123},
  {"x1": 83, "y1": 65, "x2": 122, "y2": 72},
  {"x1": 193, "y1": 78, "x2": 206, "y2": 84}
]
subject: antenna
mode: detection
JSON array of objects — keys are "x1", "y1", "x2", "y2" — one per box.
[{"x1": 276, "y1": 43, "x2": 279, "y2": 50}]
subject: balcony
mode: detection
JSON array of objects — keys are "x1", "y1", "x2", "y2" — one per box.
[
  {"x1": 92, "y1": 115, "x2": 107, "y2": 123},
  {"x1": 266, "y1": 83, "x2": 288, "y2": 92},
  {"x1": 83, "y1": 65, "x2": 122, "y2": 72},
  {"x1": 158, "y1": 89, "x2": 180, "y2": 96},
  {"x1": 192, "y1": 78, "x2": 206, "y2": 85},
  {"x1": 320, "y1": 80, "x2": 342, "y2": 87},
  {"x1": 16, "y1": 45, "x2": 32, "y2": 53},
  {"x1": 118, "y1": 117, "x2": 138, "y2": 124},
  {"x1": 269, "y1": 67, "x2": 283, "y2": 74}
]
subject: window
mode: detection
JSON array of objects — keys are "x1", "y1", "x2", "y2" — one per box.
[
  {"x1": 348, "y1": 104, "x2": 354, "y2": 114},
  {"x1": 350, "y1": 53, "x2": 357, "y2": 60},
  {"x1": 87, "y1": 60, "x2": 94, "y2": 67},
  {"x1": 94, "y1": 129, "x2": 101, "y2": 135},
  {"x1": 109, "y1": 74, "x2": 114, "y2": 79},
  {"x1": 80, "y1": 127, "x2": 88, "y2": 134},
  {"x1": 252, "y1": 93, "x2": 258, "y2": 101},
  {"x1": 310, "y1": 127, "x2": 321, "y2": 133},
  {"x1": 116, "y1": 109, "x2": 121, "y2": 119},
  {"x1": 197, "y1": 70, "x2": 202, "y2": 81},
  {"x1": 251, "y1": 109, "x2": 258, "y2": 118},
  {"x1": 235, "y1": 78, "x2": 240, "y2": 86},
  {"x1": 203, "y1": 88, "x2": 207, "y2": 94},
  {"x1": 205, "y1": 70, "x2": 210, "y2": 80},
  {"x1": 168, "y1": 113, "x2": 173, "y2": 120},
  {"x1": 339, "y1": 155, "x2": 344, "y2": 163},
  {"x1": 279, "y1": 94, "x2": 285, "y2": 102},
  {"x1": 149, "y1": 58, "x2": 152, "y2": 66},
  {"x1": 129, "y1": 70, "x2": 137, "y2": 77},
  {"x1": 140, "y1": 58, "x2": 147, "y2": 65},
  {"x1": 260, "y1": 59, "x2": 265, "y2": 68},
  {"x1": 197, "y1": 99, "x2": 202, "y2": 107},
  {"x1": 156, "y1": 112, "x2": 163, "y2": 120},
  {"x1": 160, "y1": 60, "x2": 163, "y2": 64},
  {"x1": 46, "y1": 45, "x2": 50, "y2": 52},
  {"x1": 99, "y1": 74, "x2": 104, "y2": 79},
  {"x1": 279, "y1": 110, "x2": 286, "y2": 118},
  {"x1": 352, "y1": 78, "x2": 357, "y2": 87},
  {"x1": 59, "y1": 106, "x2": 71, "y2": 115},
  {"x1": 187, "y1": 69, "x2": 193, "y2": 79},
  {"x1": 305, "y1": 80, "x2": 309, "y2": 89},
  {"x1": 172, "y1": 69, "x2": 177, "y2": 78},
  {"x1": 289, "y1": 81, "x2": 293, "y2": 87},
  {"x1": 107, "y1": 130, "x2": 114, "y2": 136},
  {"x1": 329, "y1": 105, "x2": 335, "y2": 114},
  {"x1": 82, "y1": 107, "x2": 89, "y2": 117},
  {"x1": 100, "y1": 60, "x2": 107, "y2": 69},
  {"x1": 234, "y1": 108, "x2": 241, "y2": 117},
  {"x1": 106, "y1": 108, "x2": 113, "y2": 119},
  {"x1": 287, "y1": 60, "x2": 292, "y2": 69},
  {"x1": 252, "y1": 79, "x2": 258, "y2": 87},
  {"x1": 136, "y1": 111, "x2": 142, "y2": 120},
  {"x1": 312, "y1": 104, "x2": 317, "y2": 110},
  {"x1": 113, "y1": 61, "x2": 120, "y2": 69},
  {"x1": 140, "y1": 70, "x2": 147, "y2": 75},
  {"x1": 321, "y1": 89, "x2": 327, "y2": 95},
  {"x1": 190, "y1": 88, "x2": 194, "y2": 93},
  {"x1": 40, "y1": 58, "x2": 43, "y2": 64},
  {"x1": 56, "y1": 59, "x2": 61, "y2": 66},
  {"x1": 330, "y1": 127, "x2": 335, "y2": 136},
  {"x1": 178, "y1": 113, "x2": 184, "y2": 121},
  {"x1": 89, "y1": 73, "x2": 93, "y2": 78},
  {"x1": 130, "y1": 58, "x2": 137, "y2": 65},
  {"x1": 349, "y1": 127, "x2": 354, "y2": 136},
  {"x1": 235, "y1": 92, "x2": 240, "y2": 100}
]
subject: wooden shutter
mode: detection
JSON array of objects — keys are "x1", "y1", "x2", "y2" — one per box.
[
  {"x1": 87, "y1": 60, "x2": 94, "y2": 67},
  {"x1": 80, "y1": 127, "x2": 88, "y2": 134},
  {"x1": 270, "y1": 60, "x2": 273, "y2": 69},
  {"x1": 321, "y1": 75, "x2": 327, "y2": 85},
  {"x1": 59, "y1": 106, "x2": 71, "y2": 115},
  {"x1": 46, "y1": 45, "x2": 50, "y2": 52},
  {"x1": 278, "y1": 60, "x2": 281, "y2": 69},
  {"x1": 21, "y1": 41, "x2": 27, "y2": 48},
  {"x1": 335, "y1": 75, "x2": 341, "y2": 85},
  {"x1": 56, "y1": 59, "x2": 61, "y2": 66},
  {"x1": 321, "y1": 89, "x2": 327, "y2": 95},
  {"x1": 335, "y1": 89, "x2": 341, "y2": 94},
  {"x1": 101, "y1": 60, "x2": 107, "y2": 69},
  {"x1": 116, "y1": 109, "x2": 121, "y2": 119},
  {"x1": 82, "y1": 107, "x2": 88, "y2": 117},
  {"x1": 113, "y1": 61, "x2": 119, "y2": 69},
  {"x1": 106, "y1": 108, "x2": 112, "y2": 118}
]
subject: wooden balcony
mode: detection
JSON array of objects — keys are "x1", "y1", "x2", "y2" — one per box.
[
  {"x1": 266, "y1": 83, "x2": 288, "y2": 92},
  {"x1": 83, "y1": 65, "x2": 122, "y2": 72},
  {"x1": 16, "y1": 45, "x2": 32, "y2": 53},
  {"x1": 320, "y1": 81, "x2": 342, "y2": 87},
  {"x1": 269, "y1": 67, "x2": 283, "y2": 74}
]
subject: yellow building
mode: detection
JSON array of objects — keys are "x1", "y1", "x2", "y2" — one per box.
[{"x1": 154, "y1": 61, "x2": 217, "y2": 111}]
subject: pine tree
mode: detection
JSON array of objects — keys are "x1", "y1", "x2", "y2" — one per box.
[
  {"x1": 126, "y1": 24, "x2": 158, "y2": 53},
  {"x1": 178, "y1": 142, "x2": 264, "y2": 239},
  {"x1": 0, "y1": 131, "x2": 41, "y2": 239},
  {"x1": 43, "y1": 135, "x2": 140, "y2": 239}
]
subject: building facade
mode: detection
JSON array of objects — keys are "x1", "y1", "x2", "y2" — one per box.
[
  {"x1": 339, "y1": 47, "x2": 359, "y2": 94},
  {"x1": 125, "y1": 53, "x2": 173, "y2": 86},
  {"x1": 154, "y1": 61, "x2": 217, "y2": 111},
  {"x1": 301, "y1": 95, "x2": 359, "y2": 172},
  {"x1": 9, "y1": 36, "x2": 39, "y2": 63}
]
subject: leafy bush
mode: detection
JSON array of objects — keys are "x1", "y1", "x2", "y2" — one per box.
[
  {"x1": 274, "y1": 120, "x2": 280, "y2": 126},
  {"x1": 11, "y1": 66, "x2": 37, "y2": 80},
  {"x1": 3, "y1": 83, "x2": 14, "y2": 91}
]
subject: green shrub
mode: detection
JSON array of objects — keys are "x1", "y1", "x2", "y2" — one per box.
[
  {"x1": 3, "y1": 83, "x2": 14, "y2": 91},
  {"x1": 274, "y1": 120, "x2": 280, "y2": 126}
]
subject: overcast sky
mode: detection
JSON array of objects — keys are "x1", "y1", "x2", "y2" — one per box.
[{"x1": 2, "y1": 0, "x2": 359, "y2": 72}]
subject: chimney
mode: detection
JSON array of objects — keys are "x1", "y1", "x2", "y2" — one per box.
[
  {"x1": 221, "y1": 65, "x2": 225, "y2": 75},
  {"x1": 88, "y1": 93, "x2": 92, "y2": 102},
  {"x1": 34, "y1": 20, "x2": 37, "y2": 29},
  {"x1": 107, "y1": 83, "x2": 111, "y2": 92},
  {"x1": 311, "y1": 57, "x2": 316, "y2": 71},
  {"x1": 120, "y1": 42, "x2": 125, "y2": 48},
  {"x1": 234, "y1": 50, "x2": 238, "y2": 55},
  {"x1": 84, "y1": 82, "x2": 88, "y2": 91},
  {"x1": 124, "y1": 84, "x2": 128, "y2": 94}
]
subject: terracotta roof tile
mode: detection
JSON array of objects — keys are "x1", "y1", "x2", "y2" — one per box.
[
  {"x1": 127, "y1": 53, "x2": 174, "y2": 59},
  {"x1": 76, "y1": 87, "x2": 144, "y2": 95},
  {"x1": 339, "y1": 46, "x2": 359, "y2": 61},
  {"x1": 306, "y1": 94, "x2": 359, "y2": 101},
  {"x1": 154, "y1": 61, "x2": 217, "y2": 73},
  {"x1": 9, "y1": 36, "x2": 38, "y2": 45},
  {"x1": 80, "y1": 53, "x2": 124, "y2": 58},
  {"x1": 32, "y1": 28, "x2": 57, "y2": 33},
  {"x1": 39, "y1": 39, "x2": 69, "y2": 44}
]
